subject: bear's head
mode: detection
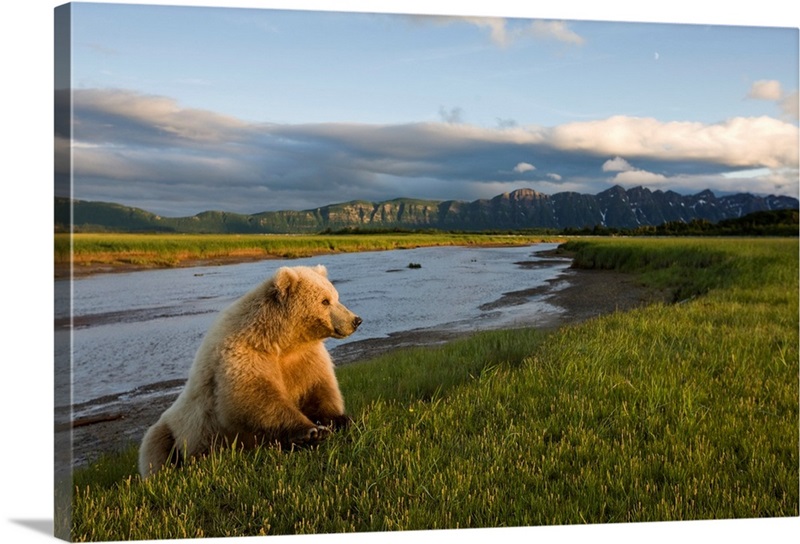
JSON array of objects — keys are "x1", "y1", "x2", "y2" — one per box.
[{"x1": 273, "y1": 265, "x2": 362, "y2": 341}]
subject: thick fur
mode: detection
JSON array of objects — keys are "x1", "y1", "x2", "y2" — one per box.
[{"x1": 138, "y1": 265, "x2": 361, "y2": 478}]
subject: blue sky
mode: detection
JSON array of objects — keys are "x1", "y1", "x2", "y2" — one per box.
[{"x1": 56, "y1": 1, "x2": 799, "y2": 216}]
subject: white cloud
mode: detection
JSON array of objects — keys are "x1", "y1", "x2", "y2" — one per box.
[
  {"x1": 602, "y1": 157, "x2": 634, "y2": 172},
  {"x1": 528, "y1": 20, "x2": 585, "y2": 46},
  {"x1": 611, "y1": 167, "x2": 800, "y2": 198},
  {"x1": 722, "y1": 167, "x2": 772, "y2": 180},
  {"x1": 275, "y1": 115, "x2": 799, "y2": 171},
  {"x1": 66, "y1": 89, "x2": 799, "y2": 215},
  {"x1": 721, "y1": 167, "x2": 799, "y2": 195},
  {"x1": 611, "y1": 169, "x2": 669, "y2": 187},
  {"x1": 780, "y1": 90, "x2": 799, "y2": 121},
  {"x1": 758, "y1": 168, "x2": 800, "y2": 194},
  {"x1": 549, "y1": 115, "x2": 798, "y2": 169},
  {"x1": 747, "y1": 81, "x2": 799, "y2": 122},
  {"x1": 72, "y1": 88, "x2": 252, "y2": 145},
  {"x1": 747, "y1": 80, "x2": 783, "y2": 101},
  {"x1": 414, "y1": 15, "x2": 584, "y2": 47},
  {"x1": 270, "y1": 121, "x2": 548, "y2": 161},
  {"x1": 461, "y1": 16, "x2": 511, "y2": 47}
]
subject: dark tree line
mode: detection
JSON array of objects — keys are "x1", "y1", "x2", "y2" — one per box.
[{"x1": 561, "y1": 209, "x2": 798, "y2": 237}]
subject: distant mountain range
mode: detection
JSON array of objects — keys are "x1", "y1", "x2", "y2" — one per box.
[{"x1": 55, "y1": 186, "x2": 799, "y2": 233}]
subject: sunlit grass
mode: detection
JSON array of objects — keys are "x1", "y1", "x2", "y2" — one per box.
[
  {"x1": 65, "y1": 238, "x2": 798, "y2": 540},
  {"x1": 55, "y1": 232, "x2": 564, "y2": 271}
]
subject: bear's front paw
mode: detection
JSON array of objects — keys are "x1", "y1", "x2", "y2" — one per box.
[
  {"x1": 330, "y1": 414, "x2": 352, "y2": 430},
  {"x1": 308, "y1": 425, "x2": 331, "y2": 442},
  {"x1": 290, "y1": 425, "x2": 330, "y2": 446},
  {"x1": 314, "y1": 414, "x2": 353, "y2": 430}
]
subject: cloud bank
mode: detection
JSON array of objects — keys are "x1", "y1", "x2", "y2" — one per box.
[{"x1": 58, "y1": 89, "x2": 799, "y2": 216}]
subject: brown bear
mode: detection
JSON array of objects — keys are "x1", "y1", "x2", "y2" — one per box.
[{"x1": 138, "y1": 264, "x2": 361, "y2": 478}]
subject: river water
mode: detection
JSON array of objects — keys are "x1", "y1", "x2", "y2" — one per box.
[{"x1": 55, "y1": 243, "x2": 572, "y2": 420}]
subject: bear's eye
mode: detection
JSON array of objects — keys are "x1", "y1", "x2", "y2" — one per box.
[{"x1": 321, "y1": 298, "x2": 331, "y2": 306}]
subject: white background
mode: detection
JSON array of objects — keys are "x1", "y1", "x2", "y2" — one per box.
[{"x1": 2, "y1": 1, "x2": 798, "y2": 543}]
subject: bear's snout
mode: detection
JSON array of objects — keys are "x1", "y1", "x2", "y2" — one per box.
[{"x1": 331, "y1": 305, "x2": 362, "y2": 339}]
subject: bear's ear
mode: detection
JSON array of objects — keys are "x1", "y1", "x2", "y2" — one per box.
[
  {"x1": 311, "y1": 264, "x2": 328, "y2": 278},
  {"x1": 273, "y1": 267, "x2": 300, "y2": 302}
]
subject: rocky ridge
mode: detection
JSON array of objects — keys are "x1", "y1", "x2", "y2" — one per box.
[{"x1": 57, "y1": 185, "x2": 799, "y2": 233}]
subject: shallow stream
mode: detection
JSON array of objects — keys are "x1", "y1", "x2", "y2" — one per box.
[{"x1": 55, "y1": 243, "x2": 571, "y2": 420}]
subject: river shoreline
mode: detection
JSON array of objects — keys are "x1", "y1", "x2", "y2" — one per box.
[
  {"x1": 60, "y1": 251, "x2": 666, "y2": 471},
  {"x1": 56, "y1": 239, "x2": 567, "y2": 279},
  {"x1": 56, "y1": 252, "x2": 284, "y2": 279}
]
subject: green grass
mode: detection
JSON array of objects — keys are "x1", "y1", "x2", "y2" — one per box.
[
  {"x1": 55, "y1": 232, "x2": 563, "y2": 270},
  {"x1": 64, "y1": 238, "x2": 798, "y2": 540}
]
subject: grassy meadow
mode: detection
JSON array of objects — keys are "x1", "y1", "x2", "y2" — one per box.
[
  {"x1": 55, "y1": 232, "x2": 563, "y2": 272},
  {"x1": 64, "y1": 237, "x2": 798, "y2": 540}
]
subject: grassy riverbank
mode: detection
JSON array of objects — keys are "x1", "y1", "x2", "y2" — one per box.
[
  {"x1": 64, "y1": 238, "x2": 798, "y2": 540},
  {"x1": 55, "y1": 232, "x2": 563, "y2": 275}
]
